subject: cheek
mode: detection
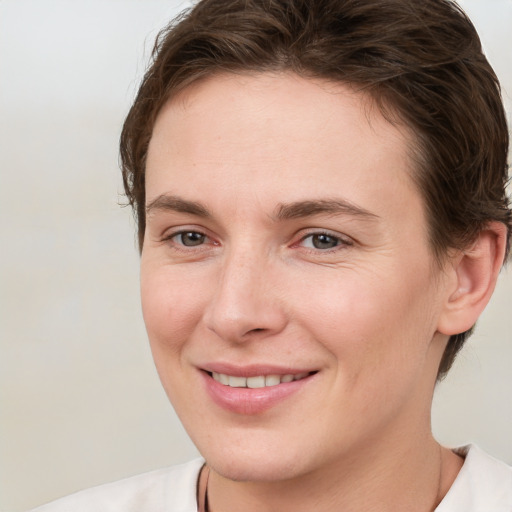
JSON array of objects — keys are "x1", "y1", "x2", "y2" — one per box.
[
  {"x1": 291, "y1": 263, "x2": 439, "y2": 382},
  {"x1": 139, "y1": 264, "x2": 213, "y2": 412},
  {"x1": 140, "y1": 264, "x2": 208, "y2": 356}
]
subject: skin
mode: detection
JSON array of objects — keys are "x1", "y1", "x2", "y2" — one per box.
[{"x1": 141, "y1": 72, "x2": 467, "y2": 511}]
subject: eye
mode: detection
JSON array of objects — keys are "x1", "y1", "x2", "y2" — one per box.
[
  {"x1": 172, "y1": 231, "x2": 206, "y2": 247},
  {"x1": 300, "y1": 232, "x2": 349, "y2": 250}
]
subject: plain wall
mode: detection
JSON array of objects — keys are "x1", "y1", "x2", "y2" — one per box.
[{"x1": 0, "y1": 1, "x2": 510, "y2": 510}]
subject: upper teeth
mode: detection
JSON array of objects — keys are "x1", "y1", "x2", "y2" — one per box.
[{"x1": 212, "y1": 372, "x2": 309, "y2": 388}]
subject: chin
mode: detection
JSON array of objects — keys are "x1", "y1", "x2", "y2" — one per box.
[
  {"x1": 190, "y1": 428, "x2": 308, "y2": 482},
  {"x1": 207, "y1": 452, "x2": 305, "y2": 483}
]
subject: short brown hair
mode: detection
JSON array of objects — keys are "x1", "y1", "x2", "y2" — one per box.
[{"x1": 120, "y1": 0, "x2": 511, "y2": 379}]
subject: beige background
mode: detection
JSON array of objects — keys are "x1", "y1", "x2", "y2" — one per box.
[{"x1": 0, "y1": 1, "x2": 510, "y2": 510}]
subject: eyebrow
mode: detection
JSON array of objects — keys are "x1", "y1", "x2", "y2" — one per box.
[
  {"x1": 274, "y1": 199, "x2": 379, "y2": 222},
  {"x1": 145, "y1": 194, "x2": 212, "y2": 218},
  {"x1": 145, "y1": 194, "x2": 378, "y2": 223}
]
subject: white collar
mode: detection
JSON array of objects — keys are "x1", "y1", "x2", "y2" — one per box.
[{"x1": 435, "y1": 445, "x2": 512, "y2": 511}]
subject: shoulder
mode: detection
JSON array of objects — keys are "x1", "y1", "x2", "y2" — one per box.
[
  {"x1": 28, "y1": 458, "x2": 205, "y2": 512},
  {"x1": 436, "y1": 445, "x2": 512, "y2": 512}
]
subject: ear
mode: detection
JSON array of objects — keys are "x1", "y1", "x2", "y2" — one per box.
[{"x1": 437, "y1": 222, "x2": 508, "y2": 336}]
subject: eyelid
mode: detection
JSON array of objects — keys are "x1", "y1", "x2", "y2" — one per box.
[
  {"x1": 159, "y1": 225, "x2": 352, "y2": 252},
  {"x1": 294, "y1": 228, "x2": 354, "y2": 250},
  {"x1": 161, "y1": 226, "x2": 218, "y2": 249}
]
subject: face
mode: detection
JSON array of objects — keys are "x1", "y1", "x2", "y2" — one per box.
[{"x1": 141, "y1": 73, "x2": 450, "y2": 482}]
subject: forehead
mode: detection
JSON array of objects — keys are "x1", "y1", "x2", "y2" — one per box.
[{"x1": 146, "y1": 72, "x2": 421, "y2": 223}]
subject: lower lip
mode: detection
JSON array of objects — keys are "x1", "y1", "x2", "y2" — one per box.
[{"x1": 201, "y1": 372, "x2": 314, "y2": 415}]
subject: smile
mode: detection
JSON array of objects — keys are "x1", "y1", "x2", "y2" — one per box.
[
  {"x1": 211, "y1": 372, "x2": 311, "y2": 388},
  {"x1": 202, "y1": 367, "x2": 318, "y2": 414}
]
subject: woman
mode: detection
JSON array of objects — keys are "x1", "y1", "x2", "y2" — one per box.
[{"x1": 31, "y1": 0, "x2": 512, "y2": 510}]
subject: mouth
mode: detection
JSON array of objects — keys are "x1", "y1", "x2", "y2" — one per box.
[
  {"x1": 208, "y1": 371, "x2": 314, "y2": 388},
  {"x1": 200, "y1": 367, "x2": 318, "y2": 415}
]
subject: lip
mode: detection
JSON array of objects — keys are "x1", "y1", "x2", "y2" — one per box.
[
  {"x1": 199, "y1": 363, "x2": 318, "y2": 415},
  {"x1": 202, "y1": 362, "x2": 315, "y2": 378}
]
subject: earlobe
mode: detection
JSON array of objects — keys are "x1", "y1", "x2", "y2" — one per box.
[{"x1": 437, "y1": 222, "x2": 508, "y2": 336}]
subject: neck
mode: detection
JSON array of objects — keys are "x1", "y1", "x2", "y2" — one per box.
[{"x1": 205, "y1": 427, "x2": 463, "y2": 512}]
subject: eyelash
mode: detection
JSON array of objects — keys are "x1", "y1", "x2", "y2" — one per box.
[
  {"x1": 296, "y1": 230, "x2": 353, "y2": 252},
  {"x1": 162, "y1": 228, "x2": 352, "y2": 254},
  {"x1": 162, "y1": 229, "x2": 215, "y2": 251}
]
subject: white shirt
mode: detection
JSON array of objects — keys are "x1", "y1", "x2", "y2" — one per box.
[
  {"x1": 29, "y1": 446, "x2": 512, "y2": 511},
  {"x1": 435, "y1": 445, "x2": 512, "y2": 511}
]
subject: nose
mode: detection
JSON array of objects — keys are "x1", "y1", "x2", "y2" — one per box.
[{"x1": 203, "y1": 248, "x2": 288, "y2": 343}]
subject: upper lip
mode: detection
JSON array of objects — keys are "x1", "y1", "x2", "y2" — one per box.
[{"x1": 200, "y1": 363, "x2": 317, "y2": 377}]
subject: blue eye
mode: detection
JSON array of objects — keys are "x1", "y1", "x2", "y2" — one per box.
[
  {"x1": 302, "y1": 233, "x2": 342, "y2": 250},
  {"x1": 174, "y1": 231, "x2": 206, "y2": 246}
]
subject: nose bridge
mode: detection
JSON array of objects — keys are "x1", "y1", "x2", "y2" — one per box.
[{"x1": 204, "y1": 241, "x2": 285, "y2": 342}]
